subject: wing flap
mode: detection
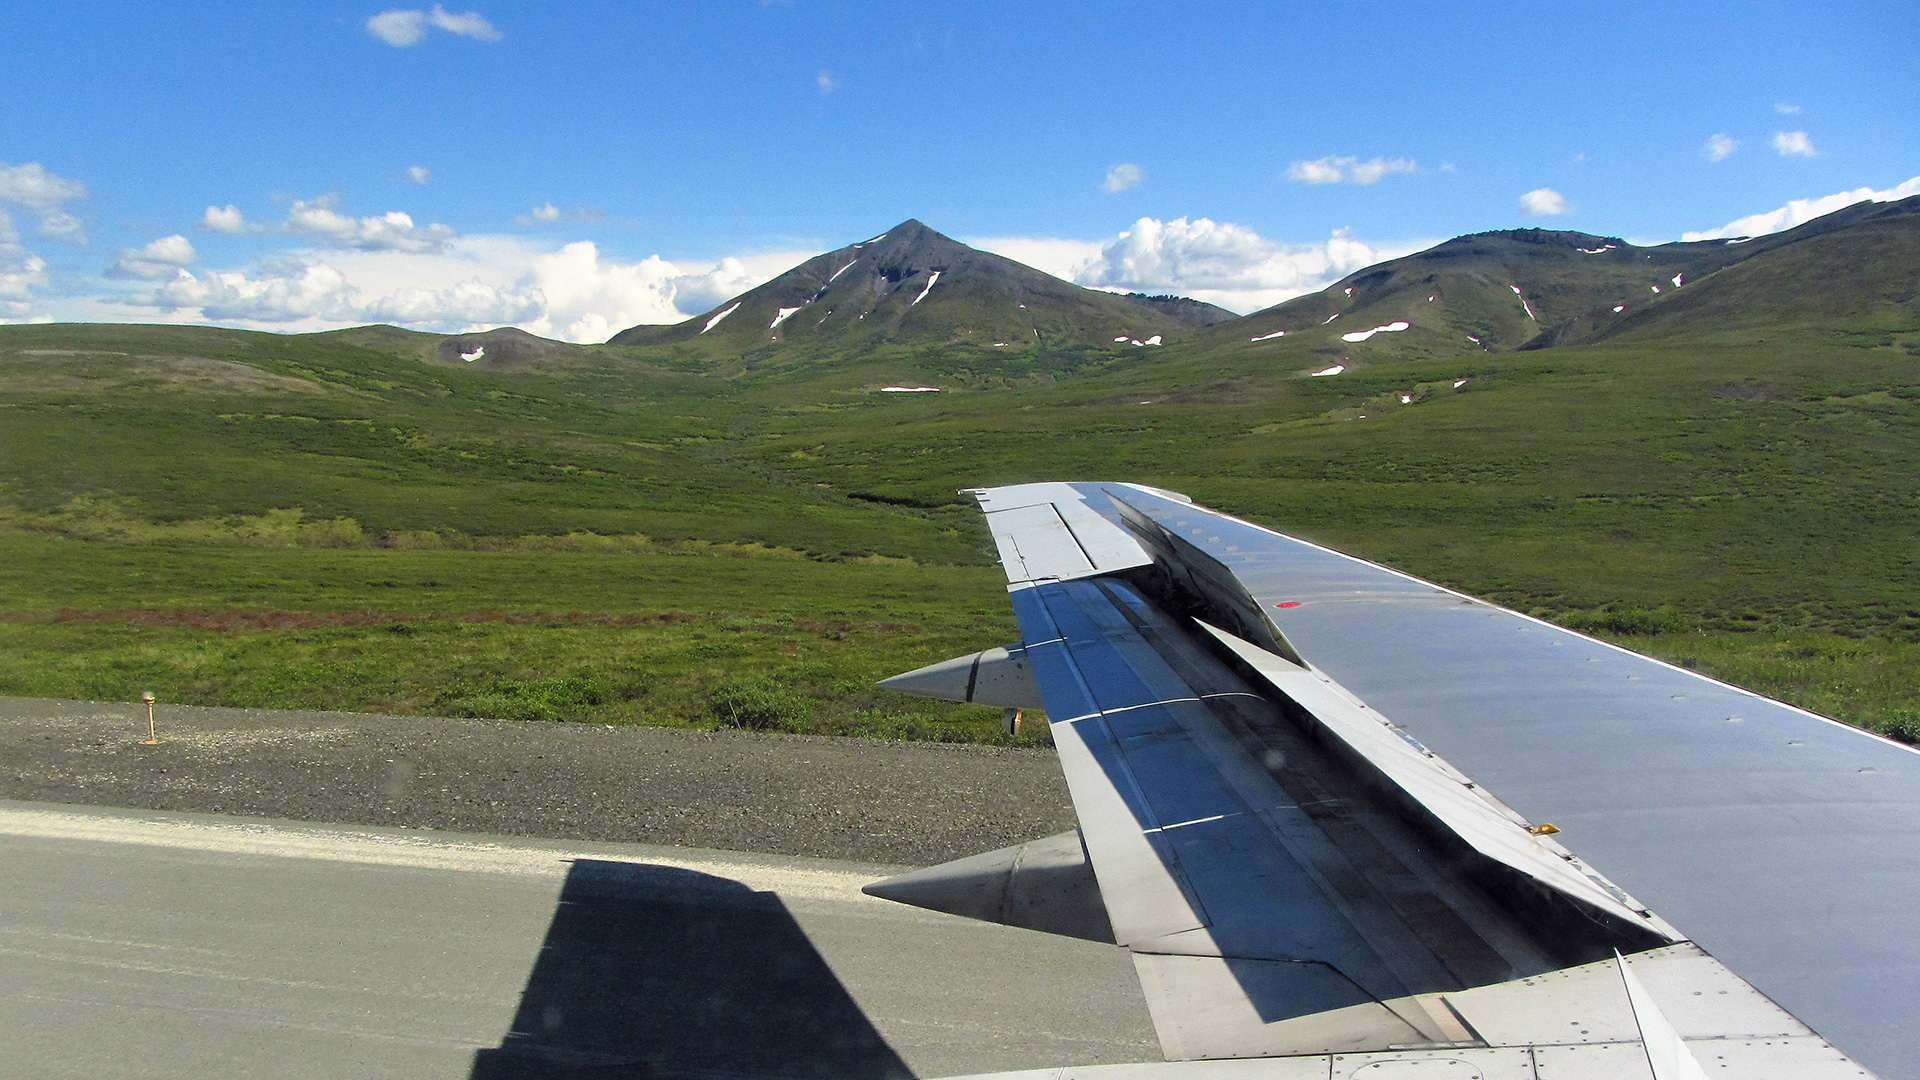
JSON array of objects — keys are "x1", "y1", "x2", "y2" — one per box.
[
  {"x1": 1003, "y1": 572, "x2": 1575, "y2": 1058},
  {"x1": 965, "y1": 482, "x2": 1907, "y2": 1075},
  {"x1": 979, "y1": 483, "x2": 1151, "y2": 585},
  {"x1": 1051, "y1": 714, "x2": 1209, "y2": 944},
  {"x1": 1067, "y1": 483, "x2": 1920, "y2": 1080},
  {"x1": 1196, "y1": 619, "x2": 1681, "y2": 945}
]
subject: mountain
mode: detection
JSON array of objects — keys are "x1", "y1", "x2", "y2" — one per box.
[
  {"x1": 1596, "y1": 194, "x2": 1920, "y2": 344},
  {"x1": 1206, "y1": 194, "x2": 1920, "y2": 364},
  {"x1": 1214, "y1": 229, "x2": 1759, "y2": 361},
  {"x1": 610, "y1": 219, "x2": 1204, "y2": 352}
]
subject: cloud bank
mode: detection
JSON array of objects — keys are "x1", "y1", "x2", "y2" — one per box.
[
  {"x1": 1682, "y1": 174, "x2": 1920, "y2": 241},
  {"x1": 101, "y1": 234, "x2": 815, "y2": 342},
  {"x1": 974, "y1": 217, "x2": 1430, "y2": 313}
]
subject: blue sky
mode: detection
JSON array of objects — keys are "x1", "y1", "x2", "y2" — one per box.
[{"x1": 3, "y1": 1, "x2": 1915, "y2": 339}]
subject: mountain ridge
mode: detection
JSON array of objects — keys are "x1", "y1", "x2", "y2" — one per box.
[
  {"x1": 1190, "y1": 193, "x2": 1920, "y2": 367},
  {"x1": 609, "y1": 219, "x2": 1204, "y2": 354}
]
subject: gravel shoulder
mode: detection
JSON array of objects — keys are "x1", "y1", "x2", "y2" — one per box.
[{"x1": 0, "y1": 696, "x2": 1075, "y2": 865}]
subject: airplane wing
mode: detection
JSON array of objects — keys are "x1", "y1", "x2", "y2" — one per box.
[{"x1": 870, "y1": 482, "x2": 1920, "y2": 1080}]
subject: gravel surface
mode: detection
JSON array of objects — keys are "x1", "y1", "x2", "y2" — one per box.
[{"x1": 0, "y1": 696, "x2": 1076, "y2": 865}]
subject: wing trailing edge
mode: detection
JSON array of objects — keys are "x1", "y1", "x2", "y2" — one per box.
[{"x1": 869, "y1": 482, "x2": 1905, "y2": 1079}]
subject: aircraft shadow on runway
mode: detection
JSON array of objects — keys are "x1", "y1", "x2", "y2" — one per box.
[{"x1": 470, "y1": 859, "x2": 915, "y2": 1080}]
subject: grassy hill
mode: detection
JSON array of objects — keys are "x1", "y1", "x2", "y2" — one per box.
[
  {"x1": 2, "y1": 199, "x2": 1917, "y2": 744},
  {"x1": 1208, "y1": 198, "x2": 1920, "y2": 372},
  {"x1": 1598, "y1": 195, "x2": 1920, "y2": 345}
]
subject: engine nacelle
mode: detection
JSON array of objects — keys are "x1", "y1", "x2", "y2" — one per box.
[
  {"x1": 875, "y1": 644, "x2": 1044, "y2": 710},
  {"x1": 862, "y1": 830, "x2": 1114, "y2": 944}
]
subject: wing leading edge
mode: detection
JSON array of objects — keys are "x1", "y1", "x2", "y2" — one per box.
[{"x1": 871, "y1": 482, "x2": 1914, "y2": 1080}]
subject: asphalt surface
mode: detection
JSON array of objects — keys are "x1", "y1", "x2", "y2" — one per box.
[
  {"x1": 0, "y1": 696, "x2": 1078, "y2": 865},
  {"x1": 0, "y1": 696, "x2": 1160, "y2": 1078},
  {"x1": 0, "y1": 800, "x2": 1160, "y2": 1079}
]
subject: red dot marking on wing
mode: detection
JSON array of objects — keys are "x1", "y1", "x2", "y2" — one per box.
[{"x1": 1275, "y1": 601, "x2": 1302, "y2": 608}]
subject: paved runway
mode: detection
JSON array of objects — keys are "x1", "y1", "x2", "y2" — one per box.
[{"x1": 0, "y1": 800, "x2": 1160, "y2": 1079}]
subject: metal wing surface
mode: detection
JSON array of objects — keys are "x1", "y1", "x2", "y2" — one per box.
[{"x1": 945, "y1": 481, "x2": 1918, "y2": 1079}]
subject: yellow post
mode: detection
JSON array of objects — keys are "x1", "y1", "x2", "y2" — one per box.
[{"x1": 139, "y1": 691, "x2": 160, "y2": 745}]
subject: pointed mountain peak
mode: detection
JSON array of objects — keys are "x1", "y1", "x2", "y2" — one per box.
[{"x1": 611, "y1": 219, "x2": 1206, "y2": 352}]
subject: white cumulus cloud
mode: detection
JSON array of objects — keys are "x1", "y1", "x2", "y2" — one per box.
[
  {"x1": 519, "y1": 242, "x2": 690, "y2": 342},
  {"x1": 367, "y1": 9, "x2": 428, "y2": 45},
  {"x1": 1286, "y1": 156, "x2": 1417, "y2": 185},
  {"x1": 284, "y1": 195, "x2": 456, "y2": 252},
  {"x1": 0, "y1": 211, "x2": 50, "y2": 316},
  {"x1": 1773, "y1": 130, "x2": 1817, "y2": 157},
  {"x1": 147, "y1": 259, "x2": 365, "y2": 323},
  {"x1": 406, "y1": 166, "x2": 431, "y2": 184},
  {"x1": 1103, "y1": 163, "x2": 1144, "y2": 193},
  {"x1": 106, "y1": 234, "x2": 197, "y2": 280},
  {"x1": 366, "y1": 5, "x2": 501, "y2": 47},
  {"x1": 0, "y1": 161, "x2": 88, "y2": 241},
  {"x1": 816, "y1": 71, "x2": 837, "y2": 95},
  {"x1": 201, "y1": 205, "x2": 249, "y2": 233},
  {"x1": 1518, "y1": 187, "x2": 1567, "y2": 216},
  {"x1": 1702, "y1": 134, "x2": 1739, "y2": 162},
  {"x1": 964, "y1": 236, "x2": 1105, "y2": 279},
  {"x1": 1681, "y1": 174, "x2": 1920, "y2": 241},
  {"x1": 102, "y1": 232, "x2": 816, "y2": 342},
  {"x1": 973, "y1": 217, "x2": 1430, "y2": 314},
  {"x1": 518, "y1": 202, "x2": 563, "y2": 225}
]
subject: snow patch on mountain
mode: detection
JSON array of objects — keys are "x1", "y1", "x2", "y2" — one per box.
[
  {"x1": 911, "y1": 271, "x2": 940, "y2": 305},
  {"x1": 703, "y1": 302, "x2": 742, "y2": 333},
  {"x1": 1341, "y1": 320, "x2": 1410, "y2": 343}
]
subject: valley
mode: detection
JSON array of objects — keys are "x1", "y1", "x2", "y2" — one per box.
[{"x1": 3, "y1": 200, "x2": 1917, "y2": 743}]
